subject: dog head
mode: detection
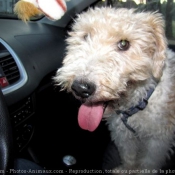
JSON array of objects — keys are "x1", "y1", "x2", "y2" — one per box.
[{"x1": 54, "y1": 7, "x2": 167, "y2": 131}]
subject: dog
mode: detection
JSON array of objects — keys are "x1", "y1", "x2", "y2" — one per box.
[{"x1": 54, "y1": 7, "x2": 175, "y2": 174}]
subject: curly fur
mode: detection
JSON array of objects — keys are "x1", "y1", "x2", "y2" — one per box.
[{"x1": 54, "y1": 7, "x2": 175, "y2": 174}]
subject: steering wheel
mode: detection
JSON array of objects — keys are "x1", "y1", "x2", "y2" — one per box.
[{"x1": 0, "y1": 88, "x2": 13, "y2": 174}]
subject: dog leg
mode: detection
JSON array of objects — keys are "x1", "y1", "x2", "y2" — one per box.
[
  {"x1": 136, "y1": 138, "x2": 172, "y2": 175},
  {"x1": 111, "y1": 131, "x2": 140, "y2": 175},
  {"x1": 112, "y1": 138, "x2": 171, "y2": 175}
]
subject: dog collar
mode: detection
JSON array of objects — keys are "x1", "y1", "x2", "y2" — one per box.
[{"x1": 116, "y1": 88, "x2": 155, "y2": 134}]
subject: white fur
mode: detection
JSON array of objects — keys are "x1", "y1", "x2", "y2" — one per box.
[
  {"x1": 54, "y1": 7, "x2": 175, "y2": 174},
  {"x1": 23, "y1": 0, "x2": 38, "y2": 7}
]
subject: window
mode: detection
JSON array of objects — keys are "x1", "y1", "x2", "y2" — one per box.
[{"x1": 0, "y1": 0, "x2": 14, "y2": 13}]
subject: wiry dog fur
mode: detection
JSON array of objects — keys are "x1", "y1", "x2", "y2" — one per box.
[{"x1": 54, "y1": 7, "x2": 175, "y2": 174}]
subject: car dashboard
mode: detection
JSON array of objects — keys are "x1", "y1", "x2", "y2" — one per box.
[
  {"x1": 0, "y1": 12, "x2": 110, "y2": 170},
  {"x1": 0, "y1": 19, "x2": 67, "y2": 152}
]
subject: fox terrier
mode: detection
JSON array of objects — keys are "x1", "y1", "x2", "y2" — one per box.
[{"x1": 54, "y1": 7, "x2": 175, "y2": 174}]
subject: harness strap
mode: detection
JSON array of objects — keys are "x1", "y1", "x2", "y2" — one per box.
[{"x1": 116, "y1": 88, "x2": 154, "y2": 134}]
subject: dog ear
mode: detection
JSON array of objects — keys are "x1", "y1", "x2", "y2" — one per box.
[{"x1": 146, "y1": 12, "x2": 167, "y2": 79}]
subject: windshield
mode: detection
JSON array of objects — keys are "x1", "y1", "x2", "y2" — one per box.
[{"x1": 0, "y1": 0, "x2": 17, "y2": 18}]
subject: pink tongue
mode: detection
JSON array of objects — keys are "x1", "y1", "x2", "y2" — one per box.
[{"x1": 78, "y1": 103, "x2": 104, "y2": 132}]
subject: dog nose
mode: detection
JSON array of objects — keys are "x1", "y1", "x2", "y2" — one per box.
[{"x1": 71, "y1": 80, "x2": 96, "y2": 98}]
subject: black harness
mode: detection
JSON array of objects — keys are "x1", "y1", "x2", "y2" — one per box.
[{"x1": 116, "y1": 88, "x2": 155, "y2": 134}]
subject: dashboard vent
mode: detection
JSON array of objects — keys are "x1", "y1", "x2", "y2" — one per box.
[
  {"x1": 0, "y1": 52, "x2": 20, "y2": 85},
  {"x1": 0, "y1": 39, "x2": 27, "y2": 95}
]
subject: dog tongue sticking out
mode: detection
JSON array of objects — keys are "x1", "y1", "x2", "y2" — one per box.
[{"x1": 78, "y1": 104, "x2": 104, "y2": 132}]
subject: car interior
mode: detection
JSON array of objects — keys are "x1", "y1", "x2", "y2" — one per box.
[{"x1": 0, "y1": 0, "x2": 175, "y2": 174}]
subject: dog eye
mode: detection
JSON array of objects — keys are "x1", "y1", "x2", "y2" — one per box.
[
  {"x1": 117, "y1": 40, "x2": 130, "y2": 51},
  {"x1": 83, "y1": 34, "x2": 88, "y2": 40}
]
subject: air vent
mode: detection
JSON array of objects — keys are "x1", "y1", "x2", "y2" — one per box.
[
  {"x1": 0, "y1": 38, "x2": 27, "y2": 95},
  {"x1": 0, "y1": 53, "x2": 20, "y2": 85}
]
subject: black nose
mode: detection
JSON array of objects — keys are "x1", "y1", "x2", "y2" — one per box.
[{"x1": 71, "y1": 80, "x2": 96, "y2": 98}]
